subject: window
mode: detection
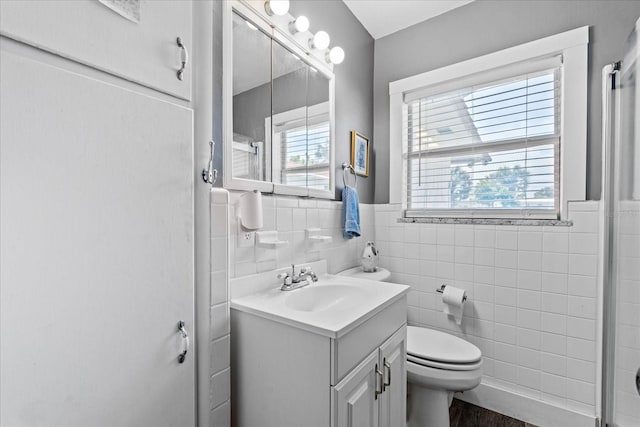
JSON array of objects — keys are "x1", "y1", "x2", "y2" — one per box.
[
  {"x1": 389, "y1": 27, "x2": 588, "y2": 220},
  {"x1": 404, "y1": 61, "x2": 560, "y2": 216}
]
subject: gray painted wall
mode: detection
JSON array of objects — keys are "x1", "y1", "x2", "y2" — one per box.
[
  {"x1": 289, "y1": 0, "x2": 375, "y2": 201},
  {"x1": 373, "y1": 0, "x2": 640, "y2": 203}
]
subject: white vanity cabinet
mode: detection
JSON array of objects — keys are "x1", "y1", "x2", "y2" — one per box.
[{"x1": 231, "y1": 292, "x2": 407, "y2": 427}]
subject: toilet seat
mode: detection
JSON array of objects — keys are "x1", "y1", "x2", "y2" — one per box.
[{"x1": 407, "y1": 326, "x2": 481, "y2": 371}]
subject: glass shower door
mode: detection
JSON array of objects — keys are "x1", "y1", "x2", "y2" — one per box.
[{"x1": 604, "y1": 16, "x2": 640, "y2": 427}]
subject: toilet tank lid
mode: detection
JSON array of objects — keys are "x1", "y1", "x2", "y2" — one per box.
[{"x1": 407, "y1": 326, "x2": 481, "y2": 364}]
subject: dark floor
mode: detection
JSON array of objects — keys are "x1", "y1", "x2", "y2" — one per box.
[{"x1": 449, "y1": 398, "x2": 538, "y2": 427}]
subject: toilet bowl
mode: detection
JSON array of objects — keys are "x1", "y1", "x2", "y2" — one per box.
[{"x1": 406, "y1": 326, "x2": 482, "y2": 427}]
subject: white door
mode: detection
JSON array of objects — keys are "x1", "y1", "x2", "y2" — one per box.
[
  {"x1": 0, "y1": 0, "x2": 192, "y2": 100},
  {"x1": 0, "y1": 39, "x2": 195, "y2": 426},
  {"x1": 332, "y1": 350, "x2": 380, "y2": 427},
  {"x1": 379, "y1": 327, "x2": 407, "y2": 427}
]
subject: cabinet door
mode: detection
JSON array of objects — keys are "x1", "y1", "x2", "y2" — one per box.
[
  {"x1": 379, "y1": 326, "x2": 407, "y2": 427},
  {"x1": 332, "y1": 350, "x2": 380, "y2": 427},
  {"x1": 0, "y1": 0, "x2": 191, "y2": 100},
  {"x1": 0, "y1": 42, "x2": 195, "y2": 426}
]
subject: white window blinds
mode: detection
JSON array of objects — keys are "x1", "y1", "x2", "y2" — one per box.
[
  {"x1": 278, "y1": 119, "x2": 330, "y2": 191},
  {"x1": 403, "y1": 57, "x2": 561, "y2": 217}
]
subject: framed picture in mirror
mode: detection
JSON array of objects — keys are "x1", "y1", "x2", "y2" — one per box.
[{"x1": 351, "y1": 131, "x2": 369, "y2": 177}]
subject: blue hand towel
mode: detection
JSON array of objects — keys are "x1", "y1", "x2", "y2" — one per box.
[{"x1": 342, "y1": 185, "x2": 361, "y2": 239}]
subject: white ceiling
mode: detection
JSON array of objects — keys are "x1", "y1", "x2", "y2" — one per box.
[{"x1": 342, "y1": 0, "x2": 474, "y2": 39}]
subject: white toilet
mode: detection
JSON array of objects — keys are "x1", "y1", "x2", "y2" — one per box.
[{"x1": 406, "y1": 326, "x2": 482, "y2": 427}]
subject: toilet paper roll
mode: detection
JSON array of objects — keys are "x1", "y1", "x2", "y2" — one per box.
[
  {"x1": 239, "y1": 190, "x2": 263, "y2": 230},
  {"x1": 442, "y1": 285, "x2": 466, "y2": 325}
]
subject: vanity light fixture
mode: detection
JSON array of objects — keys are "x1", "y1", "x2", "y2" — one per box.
[
  {"x1": 289, "y1": 15, "x2": 310, "y2": 34},
  {"x1": 264, "y1": 0, "x2": 289, "y2": 16},
  {"x1": 308, "y1": 31, "x2": 330, "y2": 50},
  {"x1": 326, "y1": 46, "x2": 345, "y2": 64}
]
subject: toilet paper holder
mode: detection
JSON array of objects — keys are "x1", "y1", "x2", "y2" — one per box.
[{"x1": 436, "y1": 284, "x2": 467, "y2": 301}]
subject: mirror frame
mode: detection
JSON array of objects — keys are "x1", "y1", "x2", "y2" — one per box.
[{"x1": 223, "y1": 0, "x2": 336, "y2": 199}]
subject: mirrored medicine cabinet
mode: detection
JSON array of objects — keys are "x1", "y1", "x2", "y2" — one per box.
[{"x1": 223, "y1": 0, "x2": 336, "y2": 198}]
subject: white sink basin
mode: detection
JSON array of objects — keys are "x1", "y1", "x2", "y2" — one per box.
[
  {"x1": 284, "y1": 284, "x2": 368, "y2": 312},
  {"x1": 230, "y1": 261, "x2": 409, "y2": 338}
]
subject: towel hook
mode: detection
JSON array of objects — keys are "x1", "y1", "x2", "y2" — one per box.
[{"x1": 342, "y1": 162, "x2": 357, "y2": 188}]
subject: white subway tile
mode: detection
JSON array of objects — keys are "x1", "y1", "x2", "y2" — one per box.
[
  {"x1": 542, "y1": 292, "x2": 567, "y2": 314},
  {"x1": 518, "y1": 251, "x2": 541, "y2": 271},
  {"x1": 494, "y1": 360, "x2": 518, "y2": 383},
  {"x1": 566, "y1": 337, "x2": 596, "y2": 362},
  {"x1": 210, "y1": 335, "x2": 230, "y2": 375},
  {"x1": 455, "y1": 263, "x2": 474, "y2": 282},
  {"x1": 292, "y1": 208, "x2": 306, "y2": 230},
  {"x1": 437, "y1": 261, "x2": 455, "y2": 279},
  {"x1": 541, "y1": 352, "x2": 567, "y2": 376},
  {"x1": 568, "y1": 254, "x2": 598, "y2": 276},
  {"x1": 437, "y1": 226, "x2": 455, "y2": 245},
  {"x1": 494, "y1": 342, "x2": 518, "y2": 364},
  {"x1": 517, "y1": 308, "x2": 541, "y2": 330},
  {"x1": 495, "y1": 249, "x2": 518, "y2": 269},
  {"x1": 518, "y1": 270, "x2": 541, "y2": 291},
  {"x1": 474, "y1": 283, "x2": 494, "y2": 302},
  {"x1": 541, "y1": 332, "x2": 566, "y2": 355},
  {"x1": 211, "y1": 271, "x2": 228, "y2": 307},
  {"x1": 517, "y1": 328, "x2": 542, "y2": 350},
  {"x1": 541, "y1": 272, "x2": 568, "y2": 294},
  {"x1": 567, "y1": 316, "x2": 596, "y2": 340},
  {"x1": 568, "y1": 296, "x2": 597, "y2": 319},
  {"x1": 541, "y1": 253, "x2": 569, "y2": 274},
  {"x1": 454, "y1": 245, "x2": 474, "y2": 264},
  {"x1": 569, "y1": 211, "x2": 599, "y2": 233},
  {"x1": 403, "y1": 243, "x2": 421, "y2": 260},
  {"x1": 418, "y1": 243, "x2": 438, "y2": 261},
  {"x1": 495, "y1": 304, "x2": 517, "y2": 325},
  {"x1": 210, "y1": 303, "x2": 229, "y2": 341},
  {"x1": 495, "y1": 286, "x2": 517, "y2": 306},
  {"x1": 518, "y1": 231, "x2": 542, "y2": 251},
  {"x1": 475, "y1": 228, "x2": 496, "y2": 247},
  {"x1": 566, "y1": 358, "x2": 596, "y2": 383},
  {"x1": 518, "y1": 366, "x2": 541, "y2": 390},
  {"x1": 543, "y1": 232, "x2": 569, "y2": 253},
  {"x1": 474, "y1": 247, "x2": 494, "y2": 266},
  {"x1": 495, "y1": 268, "x2": 517, "y2": 287},
  {"x1": 569, "y1": 233, "x2": 598, "y2": 255},
  {"x1": 419, "y1": 227, "x2": 437, "y2": 244},
  {"x1": 472, "y1": 301, "x2": 494, "y2": 321},
  {"x1": 454, "y1": 225, "x2": 474, "y2": 246},
  {"x1": 276, "y1": 208, "x2": 293, "y2": 231},
  {"x1": 541, "y1": 312, "x2": 567, "y2": 335},
  {"x1": 210, "y1": 400, "x2": 230, "y2": 427},
  {"x1": 542, "y1": 372, "x2": 567, "y2": 398},
  {"x1": 437, "y1": 245, "x2": 455, "y2": 262},
  {"x1": 518, "y1": 289, "x2": 541, "y2": 311},
  {"x1": 474, "y1": 265, "x2": 494, "y2": 284},
  {"x1": 496, "y1": 230, "x2": 518, "y2": 250},
  {"x1": 404, "y1": 225, "x2": 422, "y2": 243},
  {"x1": 518, "y1": 347, "x2": 541, "y2": 369},
  {"x1": 210, "y1": 368, "x2": 231, "y2": 410},
  {"x1": 566, "y1": 379, "x2": 595, "y2": 405},
  {"x1": 494, "y1": 323, "x2": 517, "y2": 344}
]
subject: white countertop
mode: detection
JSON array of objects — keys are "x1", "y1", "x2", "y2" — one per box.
[{"x1": 230, "y1": 264, "x2": 408, "y2": 338}]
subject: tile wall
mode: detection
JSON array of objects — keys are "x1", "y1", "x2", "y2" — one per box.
[
  {"x1": 209, "y1": 189, "x2": 231, "y2": 427},
  {"x1": 374, "y1": 201, "x2": 602, "y2": 417},
  {"x1": 228, "y1": 193, "x2": 375, "y2": 278},
  {"x1": 613, "y1": 201, "x2": 640, "y2": 426}
]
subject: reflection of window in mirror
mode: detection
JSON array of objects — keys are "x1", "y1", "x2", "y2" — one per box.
[{"x1": 268, "y1": 103, "x2": 330, "y2": 191}]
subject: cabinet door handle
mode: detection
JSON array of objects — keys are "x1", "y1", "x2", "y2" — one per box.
[
  {"x1": 383, "y1": 358, "x2": 391, "y2": 391},
  {"x1": 176, "y1": 37, "x2": 188, "y2": 81},
  {"x1": 177, "y1": 320, "x2": 189, "y2": 364},
  {"x1": 375, "y1": 363, "x2": 384, "y2": 400}
]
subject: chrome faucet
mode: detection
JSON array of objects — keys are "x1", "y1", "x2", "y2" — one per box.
[{"x1": 278, "y1": 264, "x2": 318, "y2": 291}]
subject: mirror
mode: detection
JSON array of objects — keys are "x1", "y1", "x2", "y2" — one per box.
[{"x1": 225, "y1": 3, "x2": 335, "y2": 198}]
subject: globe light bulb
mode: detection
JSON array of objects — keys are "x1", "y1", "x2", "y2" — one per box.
[
  {"x1": 309, "y1": 31, "x2": 330, "y2": 50},
  {"x1": 326, "y1": 46, "x2": 345, "y2": 64},
  {"x1": 289, "y1": 15, "x2": 310, "y2": 34},
  {"x1": 264, "y1": 0, "x2": 289, "y2": 16}
]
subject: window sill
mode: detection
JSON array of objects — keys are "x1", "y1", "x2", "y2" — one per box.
[{"x1": 398, "y1": 217, "x2": 573, "y2": 227}]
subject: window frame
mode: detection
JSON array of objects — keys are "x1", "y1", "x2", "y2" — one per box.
[{"x1": 389, "y1": 27, "x2": 589, "y2": 220}]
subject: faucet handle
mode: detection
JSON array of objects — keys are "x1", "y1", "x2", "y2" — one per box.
[{"x1": 276, "y1": 272, "x2": 289, "y2": 279}]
